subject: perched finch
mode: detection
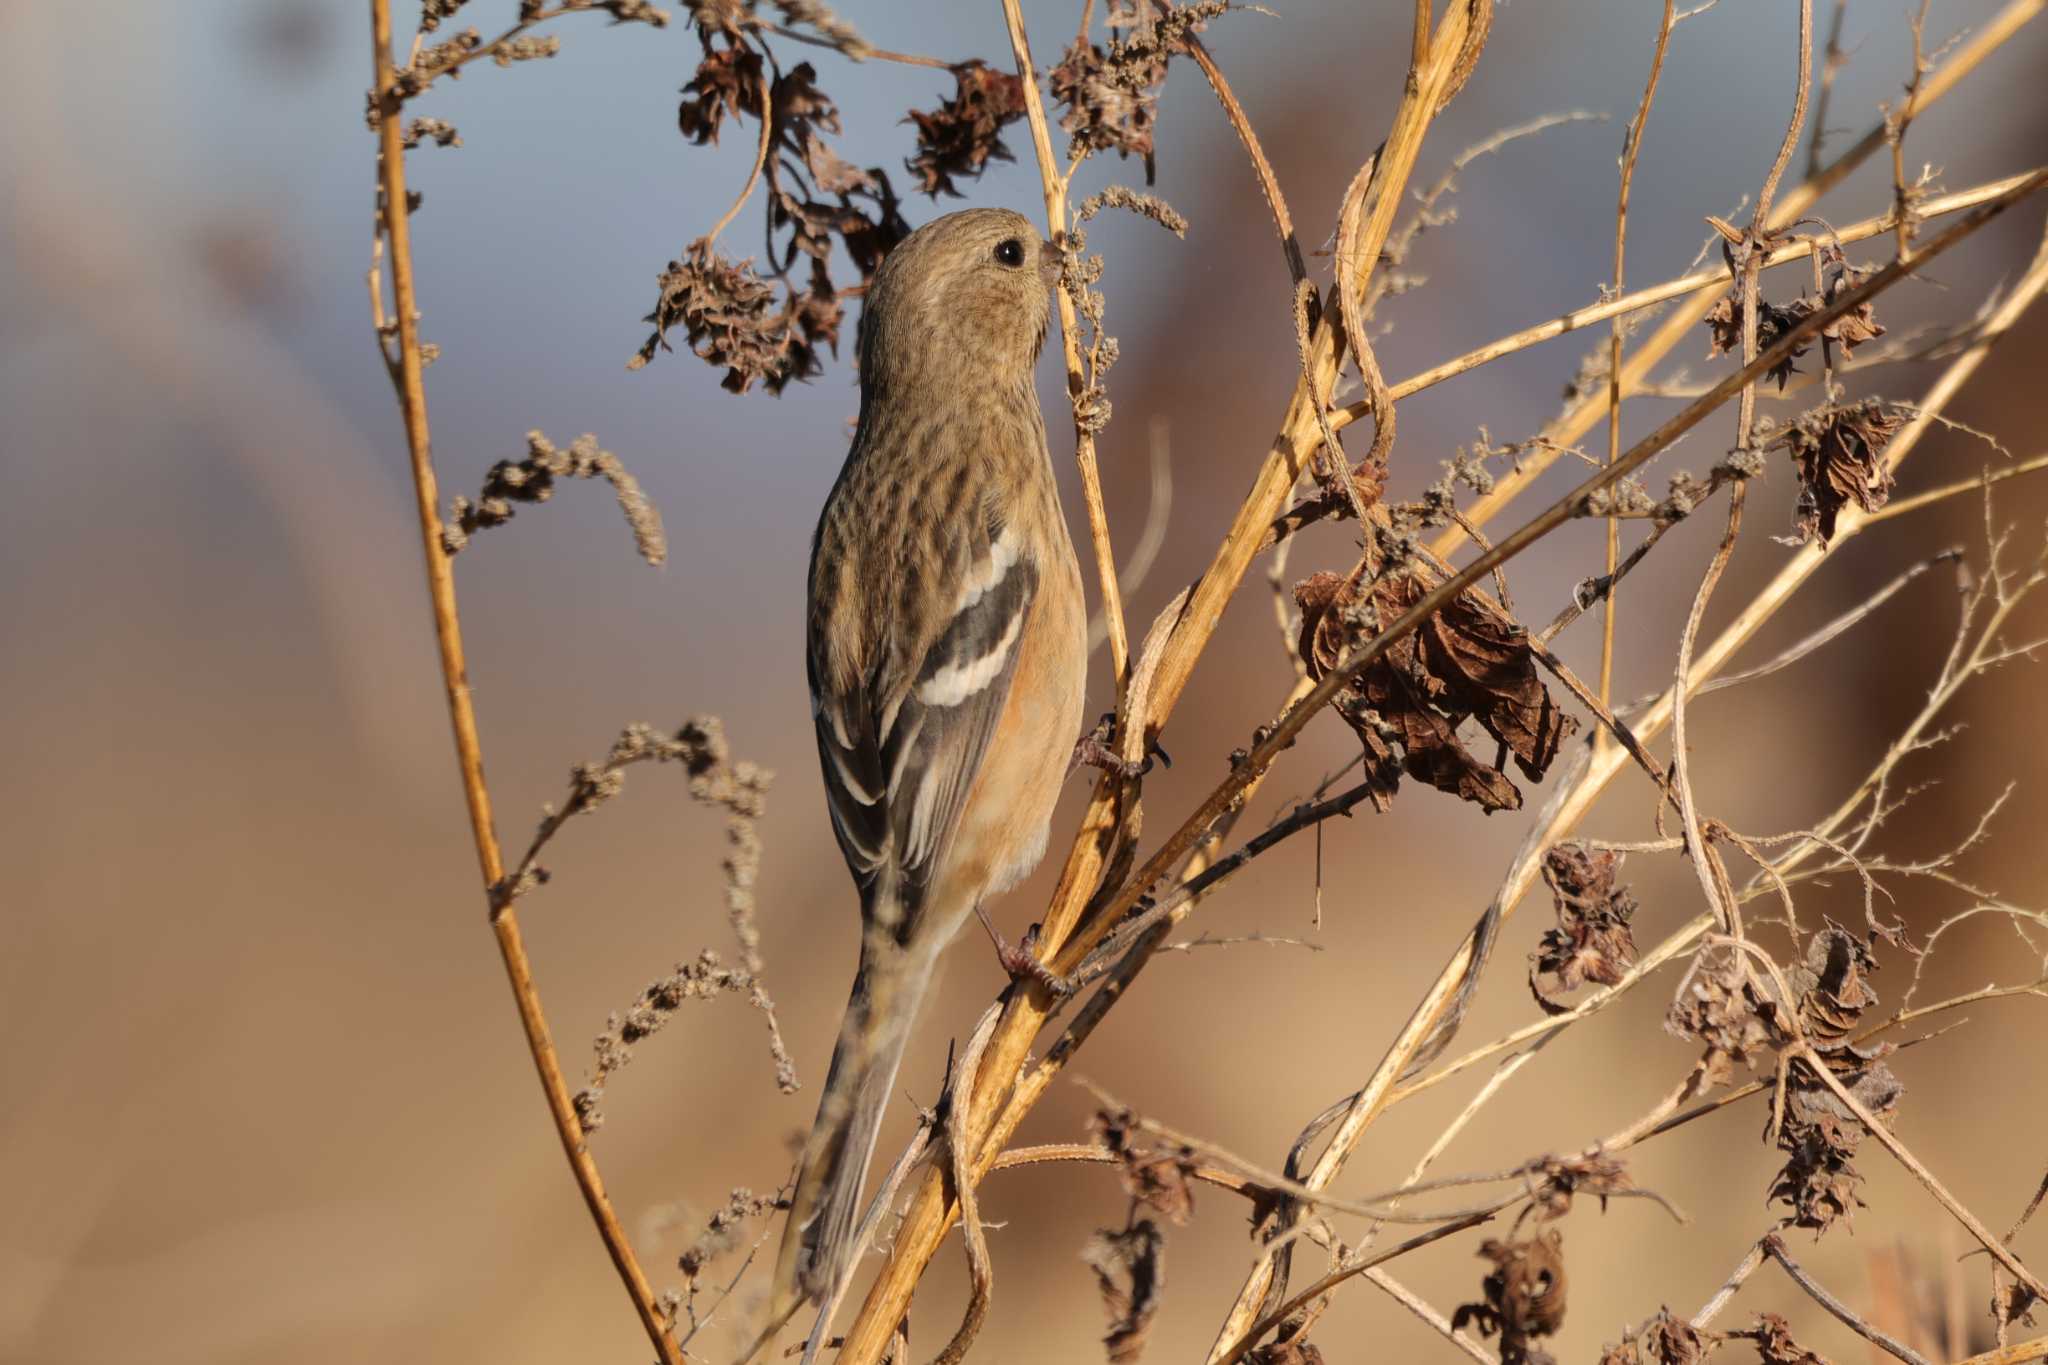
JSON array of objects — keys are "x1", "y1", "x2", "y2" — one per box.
[{"x1": 768, "y1": 207, "x2": 1089, "y2": 1336}]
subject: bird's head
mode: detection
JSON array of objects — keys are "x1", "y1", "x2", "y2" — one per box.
[{"x1": 856, "y1": 207, "x2": 1062, "y2": 394}]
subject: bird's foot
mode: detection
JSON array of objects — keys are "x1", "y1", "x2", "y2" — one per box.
[
  {"x1": 976, "y1": 908, "x2": 1076, "y2": 998},
  {"x1": 1070, "y1": 713, "x2": 1171, "y2": 779}
]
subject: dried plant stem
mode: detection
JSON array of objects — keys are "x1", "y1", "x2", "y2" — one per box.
[
  {"x1": 1761, "y1": 1233, "x2": 1936, "y2": 1365},
  {"x1": 1365, "y1": 1268, "x2": 1500, "y2": 1365},
  {"x1": 1211, "y1": 1213, "x2": 1496, "y2": 1365},
  {"x1": 1428, "y1": 0, "x2": 2043, "y2": 556},
  {"x1": 1205, "y1": 200, "x2": 2048, "y2": 1361},
  {"x1": 1603, "y1": 0, "x2": 1679, "y2": 716},
  {"x1": 1797, "y1": 1042, "x2": 2048, "y2": 1298},
  {"x1": 1961, "y1": 1339, "x2": 2048, "y2": 1365},
  {"x1": 1694, "y1": 1240, "x2": 1770, "y2": 1328},
  {"x1": 703, "y1": 66, "x2": 772, "y2": 246},
  {"x1": 1865, "y1": 451, "x2": 2048, "y2": 523},
  {"x1": 367, "y1": 6, "x2": 679, "y2": 1363},
  {"x1": 1350, "y1": 169, "x2": 2040, "y2": 418},
  {"x1": 999, "y1": 0, "x2": 1129, "y2": 693}
]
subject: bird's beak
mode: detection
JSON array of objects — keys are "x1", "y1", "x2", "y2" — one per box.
[{"x1": 1039, "y1": 239, "x2": 1066, "y2": 289}]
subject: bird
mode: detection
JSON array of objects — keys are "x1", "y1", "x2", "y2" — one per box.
[{"x1": 765, "y1": 206, "x2": 1089, "y2": 1345}]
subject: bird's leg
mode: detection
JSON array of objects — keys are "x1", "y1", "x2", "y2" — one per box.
[
  {"x1": 973, "y1": 901, "x2": 1075, "y2": 997},
  {"x1": 1070, "y1": 711, "x2": 1171, "y2": 779}
]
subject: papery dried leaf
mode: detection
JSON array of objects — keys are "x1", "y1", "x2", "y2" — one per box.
[
  {"x1": 1531, "y1": 845, "x2": 1640, "y2": 1014},
  {"x1": 678, "y1": 41, "x2": 763, "y2": 144},
  {"x1": 1295, "y1": 562, "x2": 1573, "y2": 816},
  {"x1": 1787, "y1": 923, "x2": 1880, "y2": 1045},
  {"x1": 1090, "y1": 1109, "x2": 1198, "y2": 1226},
  {"x1": 1048, "y1": 0, "x2": 1225, "y2": 174},
  {"x1": 1600, "y1": 1309, "x2": 1709, "y2": 1365},
  {"x1": 1819, "y1": 263, "x2": 1886, "y2": 352},
  {"x1": 1454, "y1": 1231, "x2": 1567, "y2": 1365},
  {"x1": 1665, "y1": 953, "x2": 1782, "y2": 1072},
  {"x1": 1774, "y1": 398, "x2": 1904, "y2": 546},
  {"x1": 1084, "y1": 1221, "x2": 1165, "y2": 1364},
  {"x1": 1704, "y1": 290, "x2": 1819, "y2": 389},
  {"x1": 906, "y1": 60, "x2": 1027, "y2": 198},
  {"x1": 1748, "y1": 1312, "x2": 1833, "y2": 1365},
  {"x1": 1769, "y1": 1042, "x2": 1903, "y2": 1234}
]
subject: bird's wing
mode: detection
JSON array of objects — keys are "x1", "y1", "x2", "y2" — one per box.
[{"x1": 810, "y1": 503, "x2": 1037, "y2": 939}]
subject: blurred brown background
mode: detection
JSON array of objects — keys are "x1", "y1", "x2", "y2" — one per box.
[{"x1": 4, "y1": 2, "x2": 2046, "y2": 1362}]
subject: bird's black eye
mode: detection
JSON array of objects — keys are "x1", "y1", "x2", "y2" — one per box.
[{"x1": 993, "y1": 237, "x2": 1025, "y2": 268}]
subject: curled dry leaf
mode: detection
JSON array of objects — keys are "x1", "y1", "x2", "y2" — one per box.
[
  {"x1": 1703, "y1": 257, "x2": 1885, "y2": 391},
  {"x1": 1771, "y1": 399, "x2": 1905, "y2": 546},
  {"x1": 1089, "y1": 1108, "x2": 1198, "y2": 1225},
  {"x1": 1599, "y1": 1308, "x2": 1710, "y2": 1365},
  {"x1": 905, "y1": 60, "x2": 1027, "y2": 198},
  {"x1": 1530, "y1": 844, "x2": 1640, "y2": 1014},
  {"x1": 1764, "y1": 922, "x2": 1905, "y2": 1234},
  {"x1": 1294, "y1": 563, "x2": 1573, "y2": 815},
  {"x1": 1084, "y1": 1220, "x2": 1166, "y2": 1364},
  {"x1": 677, "y1": 38, "x2": 763, "y2": 144},
  {"x1": 1745, "y1": 1312, "x2": 1834, "y2": 1365},
  {"x1": 1453, "y1": 1230, "x2": 1568, "y2": 1365},
  {"x1": 1665, "y1": 951, "x2": 1786, "y2": 1082}
]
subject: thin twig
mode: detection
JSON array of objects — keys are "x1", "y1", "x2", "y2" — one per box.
[
  {"x1": 1603, "y1": 0, "x2": 1680, "y2": 719},
  {"x1": 1762, "y1": 1233, "x2": 1936, "y2": 1365},
  {"x1": 999, "y1": 0, "x2": 1130, "y2": 692},
  {"x1": 366, "y1": 5, "x2": 680, "y2": 1363}
]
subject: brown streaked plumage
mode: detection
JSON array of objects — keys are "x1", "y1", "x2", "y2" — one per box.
[{"x1": 766, "y1": 207, "x2": 1087, "y2": 1348}]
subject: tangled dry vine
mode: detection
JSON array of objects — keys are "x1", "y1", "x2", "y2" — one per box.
[{"x1": 364, "y1": 1, "x2": 2048, "y2": 1361}]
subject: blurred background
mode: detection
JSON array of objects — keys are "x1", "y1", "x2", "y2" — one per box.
[{"x1": 4, "y1": 1, "x2": 2046, "y2": 1362}]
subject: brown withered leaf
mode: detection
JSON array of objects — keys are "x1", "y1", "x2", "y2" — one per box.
[
  {"x1": 1818, "y1": 262, "x2": 1886, "y2": 352},
  {"x1": 1089, "y1": 1108, "x2": 1198, "y2": 1226},
  {"x1": 1769, "y1": 1041, "x2": 1902, "y2": 1234},
  {"x1": 1599, "y1": 1309, "x2": 1709, "y2": 1365},
  {"x1": 677, "y1": 40, "x2": 763, "y2": 145},
  {"x1": 906, "y1": 60, "x2": 1027, "y2": 198},
  {"x1": 1295, "y1": 563, "x2": 1574, "y2": 815},
  {"x1": 1773, "y1": 399, "x2": 1904, "y2": 546},
  {"x1": 1704, "y1": 290, "x2": 1821, "y2": 389},
  {"x1": 1747, "y1": 1312, "x2": 1834, "y2": 1365},
  {"x1": 1665, "y1": 951, "x2": 1786, "y2": 1083},
  {"x1": 1787, "y1": 923, "x2": 1880, "y2": 1046},
  {"x1": 1530, "y1": 845, "x2": 1640, "y2": 1014},
  {"x1": 1083, "y1": 1221, "x2": 1165, "y2": 1364},
  {"x1": 1453, "y1": 1231, "x2": 1567, "y2": 1365}
]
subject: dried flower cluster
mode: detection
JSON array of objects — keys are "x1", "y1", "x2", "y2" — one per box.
[
  {"x1": 632, "y1": 238, "x2": 840, "y2": 392},
  {"x1": 1050, "y1": 0, "x2": 1229, "y2": 176},
  {"x1": 645, "y1": 4, "x2": 917, "y2": 385},
  {"x1": 443, "y1": 430, "x2": 667, "y2": 563}
]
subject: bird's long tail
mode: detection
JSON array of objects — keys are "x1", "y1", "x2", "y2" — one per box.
[{"x1": 766, "y1": 934, "x2": 933, "y2": 1335}]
